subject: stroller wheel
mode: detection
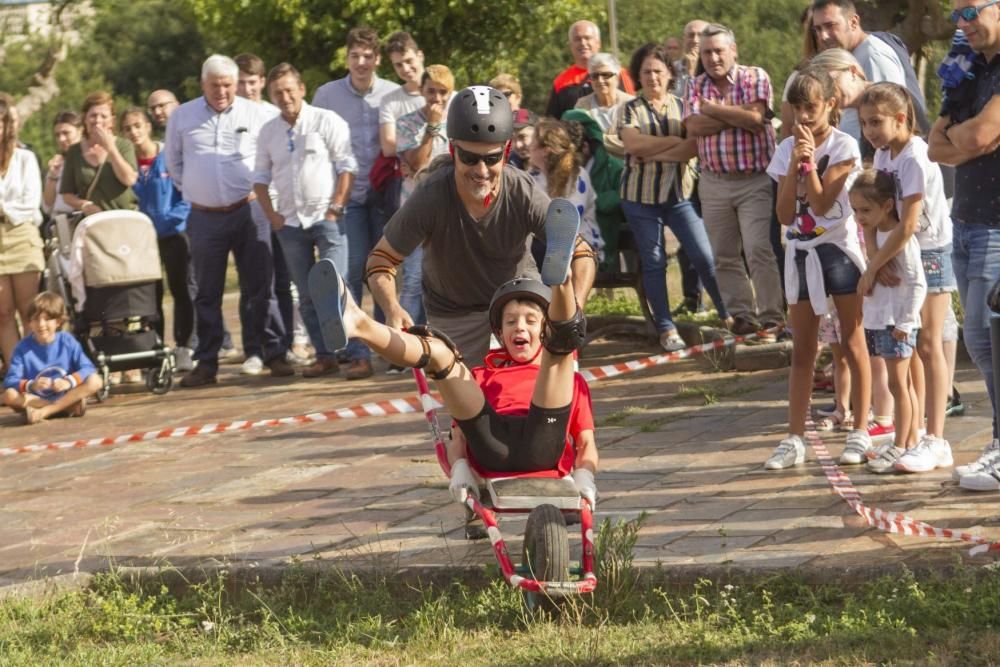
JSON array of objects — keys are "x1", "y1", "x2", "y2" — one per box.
[
  {"x1": 96, "y1": 369, "x2": 110, "y2": 403},
  {"x1": 146, "y1": 366, "x2": 174, "y2": 395}
]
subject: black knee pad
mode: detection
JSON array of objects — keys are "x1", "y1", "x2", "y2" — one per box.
[
  {"x1": 408, "y1": 324, "x2": 464, "y2": 380},
  {"x1": 542, "y1": 307, "x2": 587, "y2": 356}
]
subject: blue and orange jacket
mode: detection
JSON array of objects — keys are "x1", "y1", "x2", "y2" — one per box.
[{"x1": 132, "y1": 149, "x2": 190, "y2": 238}]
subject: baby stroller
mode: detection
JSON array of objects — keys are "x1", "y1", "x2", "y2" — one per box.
[{"x1": 54, "y1": 210, "x2": 175, "y2": 401}]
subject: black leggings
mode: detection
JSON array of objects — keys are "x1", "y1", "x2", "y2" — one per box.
[
  {"x1": 456, "y1": 402, "x2": 571, "y2": 473},
  {"x1": 155, "y1": 232, "x2": 194, "y2": 347}
]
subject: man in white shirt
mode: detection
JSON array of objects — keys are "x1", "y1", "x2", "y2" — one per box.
[
  {"x1": 166, "y1": 54, "x2": 293, "y2": 387},
  {"x1": 254, "y1": 63, "x2": 357, "y2": 379}
]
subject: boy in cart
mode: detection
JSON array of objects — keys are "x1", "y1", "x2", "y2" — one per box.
[
  {"x1": 2, "y1": 292, "x2": 103, "y2": 424},
  {"x1": 309, "y1": 199, "x2": 599, "y2": 509}
]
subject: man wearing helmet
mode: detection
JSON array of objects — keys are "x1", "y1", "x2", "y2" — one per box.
[
  {"x1": 310, "y1": 199, "x2": 598, "y2": 511},
  {"x1": 365, "y1": 85, "x2": 597, "y2": 368}
]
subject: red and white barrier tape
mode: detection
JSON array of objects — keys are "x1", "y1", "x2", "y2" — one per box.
[
  {"x1": 804, "y1": 426, "x2": 1000, "y2": 556},
  {"x1": 5, "y1": 330, "x2": 757, "y2": 459},
  {"x1": 0, "y1": 395, "x2": 441, "y2": 459}
]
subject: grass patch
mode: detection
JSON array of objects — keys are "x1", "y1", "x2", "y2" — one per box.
[
  {"x1": 676, "y1": 384, "x2": 720, "y2": 406},
  {"x1": 584, "y1": 292, "x2": 643, "y2": 317},
  {"x1": 597, "y1": 405, "x2": 646, "y2": 427},
  {"x1": 3, "y1": 529, "x2": 1000, "y2": 665}
]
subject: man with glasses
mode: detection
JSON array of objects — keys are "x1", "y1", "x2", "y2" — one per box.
[
  {"x1": 929, "y1": 0, "x2": 1000, "y2": 492},
  {"x1": 365, "y1": 86, "x2": 596, "y2": 367},
  {"x1": 253, "y1": 63, "x2": 357, "y2": 379},
  {"x1": 146, "y1": 90, "x2": 179, "y2": 132}
]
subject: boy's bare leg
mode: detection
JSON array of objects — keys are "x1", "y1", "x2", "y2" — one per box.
[
  {"x1": 23, "y1": 375, "x2": 102, "y2": 423},
  {"x1": 532, "y1": 269, "x2": 578, "y2": 410},
  {"x1": 341, "y1": 282, "x2": 487, "y2": 421}
]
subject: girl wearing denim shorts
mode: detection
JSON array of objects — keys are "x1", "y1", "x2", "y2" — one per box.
[
  {"x1": 849, "y1": 170, "x2": 930, "y2": 475},
  {"x1": 763, "y1": 67, "x2": 872, "y2": 471},
  {"x1": 860, "y1": 82, "x2": 955, "y2": 474}
]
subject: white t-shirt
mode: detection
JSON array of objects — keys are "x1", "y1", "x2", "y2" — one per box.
[
  {"x1": 863, "y1": 229, "x2": 926, "y2": 334},
  {"x1": 766, "y1": 127, "x2": 860, "y2": 240},
  {"x1": 872, "y1": 136, "x2": 951, "y2": 250},
  {"x1": 379, "y1": 87, "x2": 425, "y2": 126},
  {"x1": 840, "y1": 36, "x2": 908, "y2": 142}
]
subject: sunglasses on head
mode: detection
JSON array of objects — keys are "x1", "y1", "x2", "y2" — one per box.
[
  {"x1": 952, "y1": 0, "x2": 1000, "y2": 23},
  {"x1": 453, "y1": 143, "x2": 505, "y2": 167}
]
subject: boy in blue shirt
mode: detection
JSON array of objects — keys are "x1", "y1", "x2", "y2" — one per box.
[{"x1": 2, "y1": 292, "x2": 102, "y2": 424}]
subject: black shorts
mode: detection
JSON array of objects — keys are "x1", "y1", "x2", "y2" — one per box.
[{"x1": 455, "y1": 402, "x2": 571, "y2": 473}]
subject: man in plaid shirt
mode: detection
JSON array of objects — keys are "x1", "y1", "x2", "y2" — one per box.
[{"x1": 683, "y1": 23, "x2": 784, "y2": 337}]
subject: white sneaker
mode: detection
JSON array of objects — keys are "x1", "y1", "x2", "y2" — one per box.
[
  {"x1": 241, "y1": 355, "x2": 264, "y2": 375},
  {"x1": 867, "y1": 445, "x2": 904, "y2": 474},
  {"x1": 764, "y1": 435, "x2": 806, "y2": 470},
  {"x1": 954, "y1": 439, "x2": 1000, "y2": 480},
  {"x1": 959, "y1": 460, "x2": 1000, "y2": 492},
  {"x1": 866, "y1": 441, "x2": 893, "y2": 461},
  {"x1": 174, "y1": 346, "x2": 194, "y2": 372},
  {"x1": 840, "y1": 429, "x2": 872, "y2": 465},
  {"x1": 894, "y1": 435, "x2": 954, "y2": 473},
  {"x1": 285, "y1": 349, "x2": 311, "y2": 367}
]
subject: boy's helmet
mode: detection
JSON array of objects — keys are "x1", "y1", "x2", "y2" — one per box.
[
  {"x1": 447, "y1": 86, "x2": 513, "y2": 144},
  {"x1": 489, "y1": 277, "x2": 551, "y2": 338}
]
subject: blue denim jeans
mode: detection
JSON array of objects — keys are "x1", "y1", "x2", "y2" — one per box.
[
  {"x1": 343, "y1": 192, "x2": 387, "y2": 361},
  {"x1": 276, "y1": 219, "x2": 349, "y2": 359},
  {"x1": 400, "y1": 246, "x2": 425, "y2": 325},
  {"x1": 952, "y1": 221, "x2": 1000, "y2": 437},
  {"x1": 621, "y1": 197, "x2": 729, "y2": 334}
]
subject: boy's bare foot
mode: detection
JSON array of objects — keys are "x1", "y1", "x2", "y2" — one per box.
[{"x1": 23, "y1": 406, "x2": 43, "y2": 425}]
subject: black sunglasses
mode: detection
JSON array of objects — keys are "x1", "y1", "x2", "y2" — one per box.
[
  {"x1": 591, "y1": 71, "x2": 616, "y2": 81},
  {"x1": 453, "y1": 143, "x2": 505, "y2": 167}
]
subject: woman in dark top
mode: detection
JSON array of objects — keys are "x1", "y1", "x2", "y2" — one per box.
[{"x1": 60, "y1": 91, "x2": 137, "y2": 215}]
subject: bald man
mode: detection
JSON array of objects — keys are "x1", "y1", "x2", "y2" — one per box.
[
  {"x1": 673, "y1": 19, "x2": 708, "y2": 98},
  {"x1": 147, "y1": 90, "x2": 179, "y2": 130},
  {"x1": 545, "y1": 19, "x2": 635, "y2": 119}
]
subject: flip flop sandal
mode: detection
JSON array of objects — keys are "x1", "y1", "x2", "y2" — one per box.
[
  {"x1": 308, "y1": 258, "x2": 349, "y2": 353},
  {"x1": 540, "y1": 198, "x2": 581, "y2": 286}
]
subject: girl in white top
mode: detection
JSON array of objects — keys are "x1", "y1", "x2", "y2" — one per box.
[
  {"x1": 848, "y1": 170, "x2": 934, "y2": 475},
  {"x1": 763, "y1": 66, "x2": 872, "y2": 471},
  {"x1": 0, "y1": 93, "x2": 44, "y2": 369},
  {"x1": 859, "y1": 83, "x2": 954, "y2": 474}
]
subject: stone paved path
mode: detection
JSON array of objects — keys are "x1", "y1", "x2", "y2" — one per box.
[{"x1": 1, "y1": 322, "x2": 998, "y2": 589}]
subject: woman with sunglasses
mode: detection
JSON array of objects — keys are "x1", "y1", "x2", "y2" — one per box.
[
  {"x1": 573, "y1": 53, "x2": 634, "y2": 158},
  {"x1": 617, "y1": 43, "x2": 731, "y2": 352}
]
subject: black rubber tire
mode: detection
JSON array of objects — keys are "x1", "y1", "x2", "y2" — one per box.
[
  {"x1": 147, "y1": 368, "x2": 173, "y2": 395},
  {"x1": 523, "y1": 504, "x2": 570, "y2": 584}
]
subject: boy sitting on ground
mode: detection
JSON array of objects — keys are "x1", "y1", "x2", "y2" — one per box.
[
  {"x1": 2, "y1": 292, "x2": 103, "y2": 424},
  {"x1": 309, "y1": 199, "x2": 598, "y2": 508}
]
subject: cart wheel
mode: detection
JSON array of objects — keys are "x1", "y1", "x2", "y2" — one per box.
[
  {"x1": 96, "y1": 370, "x2": 110, "y2": 403},
  {"x1": 522, "y1": 504, "x2": 569, "y2": 611},
  {"x1": 146, "y1": 367, "x2": 173, "y2": 395}
]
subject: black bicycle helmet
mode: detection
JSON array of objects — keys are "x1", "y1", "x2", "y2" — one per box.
[
  {"x1": 447, "y1": 85, "x2": 513, "y2": 144},
  {"x1": 489, "y1": 277, "x2": 551, "y2": 337}
]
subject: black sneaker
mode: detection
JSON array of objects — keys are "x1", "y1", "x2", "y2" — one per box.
[
  {"x1": 179, "y1": 365, "x2": 217, "y2": 388},
  {"x1": 946, "y1": 389, "x2": 966, "y2": 417}
]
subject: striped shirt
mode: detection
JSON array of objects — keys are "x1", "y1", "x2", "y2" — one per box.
[
  {"x1": 618, "y1": 94, "x2": 687, "y2": 205},
  {"x1": 683, "y1": 64, "x2": 776, "y2": 175}
]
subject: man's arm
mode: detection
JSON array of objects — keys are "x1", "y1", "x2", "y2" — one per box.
[
  {"x1": 928, "y1": 116, "x2": 989, "y2": 166},
  {"x1": 366, "y1": 236, "x2": 412, "y2": 328},
  {"x1": 700, "y1": 100, "x2": 768, "y2": 132},
  {"x1": 945, "y1": 95, "x2": 1000, "y2": 154},
  {"x1": 379, "y1": 122, "x2": 397, "y2": 157},
  {"x1": 163, "y1": 110, "x2": 183, "y2": 190},
  {"x1": 683, "y1": 113, "x2": 731, "y2": 136}
]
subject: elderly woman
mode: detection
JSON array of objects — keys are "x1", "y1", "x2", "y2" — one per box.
[
  {"x1": 617, "y1": 43, "x2": 731, "y2": 352},
  {"x1": 0, "y1": 93, "x2": 44, "y2": 369},
  {"x1": 573, "y1": 52, "x2": 634, "y2": 157},
  {"x1": 42, "y1": 110, "x2": 83, "y2": 216},
  {"x1": 60, "y1": 91, "x2": 138, "y2": 215}
]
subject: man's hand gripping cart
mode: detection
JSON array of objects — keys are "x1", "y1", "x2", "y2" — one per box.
[{"x1": 413, "y1": 368, "x2": 597, "y2": 606}]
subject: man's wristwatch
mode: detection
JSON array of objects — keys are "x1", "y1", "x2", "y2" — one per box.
[{"x1": 328, "y1": 203, "x2": 345, "y2": 217}]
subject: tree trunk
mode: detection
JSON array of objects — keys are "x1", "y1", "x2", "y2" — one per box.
[{"x1": 15, "y1": 41, "x2": 68, "y2": 121}]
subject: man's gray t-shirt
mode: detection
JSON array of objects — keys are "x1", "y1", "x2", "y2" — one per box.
[
  {"x1": 840, "y1": 36, "x2": 907, "y2": 142},
  {"x1": 384, "y1": 165, "x2": 550, "y2": 317}
]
